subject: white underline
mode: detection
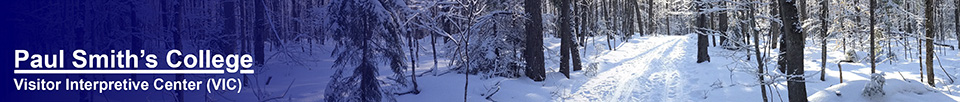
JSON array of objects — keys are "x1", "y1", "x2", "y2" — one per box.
[{"x1": 13, "y1": 70, "x2": 255, "y2": 74}]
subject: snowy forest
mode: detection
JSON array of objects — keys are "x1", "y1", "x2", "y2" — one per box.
[{"x1": 6, "y1": 0, "x2": 960, "y2": 101}]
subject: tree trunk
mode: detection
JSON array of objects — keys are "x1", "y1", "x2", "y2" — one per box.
[
  {"x1": 798, "y1": 0, "x2": 807, "y2": 20},
  {"x1": 748, "y1": 1, "x2": 767, "y2": 101},
  {"x1": 359, "y1": 41, "x2": 382, "y2": 102},
  {"x1": 255, "y1": 0, "x2": 266, "y2": 66},
  {"x1": 558, "y1": 0, "x2": 573, "y2": 78},
  {"x1": 173, "y1": 1, "x2": 184, "y2": 102},
  {"x1": 719, "y1": 1, "x2": 729, "y2": 47},
  {"x1": 955, "y1": 0, "x2": 959, "y2": 49},
  {"x1": 407, "y1": 31, "x2": 420, "y2": 94},
  {"x1": 524, "y1": 0, "x2": 546, "y2": 81},
  {"x1": 770, "y1": 0, "x2": 781, "y2": 49},
  {"x1": 635, "y1": 0, "x2": 644, "y2": 35},
  {"x1": 925, "y1": 0, "x2": 936, "y2": 87},
  {"x1": 223, "y1": 1, "x2": 236, "y2": 54},
  {"x1": 569, "y1": 0, "x2": 582, "y2": 71},
  {"x1": 820, "y1": 0, "x2": 829, "y2": 81},
  {"x1": 571, "y1": 36, "x2": 582, "y2": 71},
  {"x1": 696, "y1": 0, "x2": 710, "y2": 63},
  {"x1": 870, "y1": 0, "x2": 877, "y2": 73},
  {"x1": 464, "y1": 24, "x2": 471, "y2": 102},
  {"x1": 648, "y1": 0, "x2": 655, "y2": 35},
  {"x1": 838, "y1": 63, "x2": 843, "y2": 83},
  {"x1": 666, "y1": 1, "x2": 671, "y2": 35},
  {"x1": 710, "y1": 5, "x2": 717, "y2": 47},
  {"x1": 432, "y1": 32, "x2": 439, "y2": 76},
  {"x1": 777, "y1": 0, "x2": 808, "y2": 101}
]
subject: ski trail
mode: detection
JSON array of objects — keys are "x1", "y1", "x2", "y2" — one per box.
[{"x1": 567, "y1": 35, "x2": 690, "y2": 102}]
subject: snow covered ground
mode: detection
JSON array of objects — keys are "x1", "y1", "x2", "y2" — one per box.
[{"x1": 237, "y1": 33, "x2": 960, "y2": 102}]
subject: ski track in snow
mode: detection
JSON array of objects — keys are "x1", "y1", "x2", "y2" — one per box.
[{"x1": 567, "y1": 35, "x2": 692, "y2": 102}]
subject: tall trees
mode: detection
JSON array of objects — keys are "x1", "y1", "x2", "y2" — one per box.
[
  {"x1": 777, "y1": 0, "x2": 808, "y2": 101},
  {"x1": 925, "y1": 0, "x2": 935, "y2": 87},
  {"x1": 524, "y1": 0, "x2": 546, "y2": 81},
  {"x1": 719, "y1": 1, "x2": 729, "y2": 47}
]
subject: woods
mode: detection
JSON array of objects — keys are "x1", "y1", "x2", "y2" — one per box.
[{"x1": 6, "y1": 0, "x2": 960, "y2": 101}]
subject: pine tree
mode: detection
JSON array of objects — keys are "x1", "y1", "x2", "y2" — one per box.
[{"x1": 323, "y1": 0, "x2": 406, "y2": 101}]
